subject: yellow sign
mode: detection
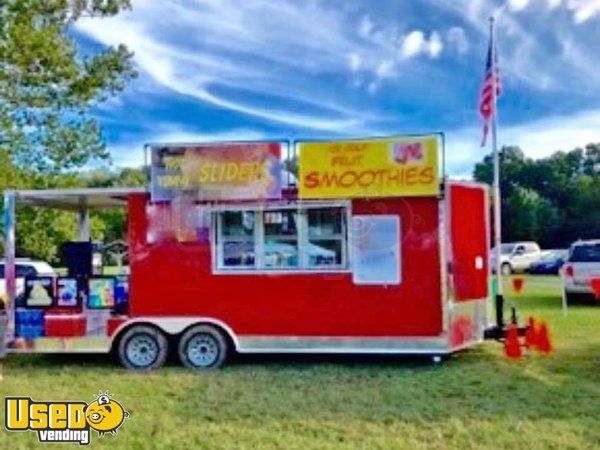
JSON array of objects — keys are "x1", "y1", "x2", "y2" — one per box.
[
  {"x1": 298, "y1": 135, "x2": 440, "y2": 199},
  {"x1": 5, "y1": 393, "x2": 130, "y2": 445}
]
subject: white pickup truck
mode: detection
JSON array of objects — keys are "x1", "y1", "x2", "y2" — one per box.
[
  {"x1": 0, "y1": 259, "x2": 55, "y2": 300},
  {"x1": 563, "y1": 240, "x2": 600, "y2": 304},
  {"x1": 491, "y1": 242, "x2": 542, "y2": 275}
]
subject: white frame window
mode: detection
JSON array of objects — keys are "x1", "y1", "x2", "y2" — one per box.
[
  {"x1": 306, "y1": 207, "x2": 347, "y2": 269},
  {"x1": 216, "y1": 211, "x2": 257, "y2": 269},
  {"x1": 263, "y1": 209, "x2": 300, "y2": 269},
  {"x1": 213, "y1": 203, "x2": 350, "y2": 273}
]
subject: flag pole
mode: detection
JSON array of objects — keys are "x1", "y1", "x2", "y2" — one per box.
[{"x1": 490, "y1": 16, "x2": 505, "y2": 328}]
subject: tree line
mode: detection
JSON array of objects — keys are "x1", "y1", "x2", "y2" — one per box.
[{"x1": 474, "y1": 144, "x2": 600, "y2": 249}]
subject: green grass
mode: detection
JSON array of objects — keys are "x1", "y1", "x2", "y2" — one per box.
[{"x1": 1, "y1": 275, "x2": 599, "y2": 449}]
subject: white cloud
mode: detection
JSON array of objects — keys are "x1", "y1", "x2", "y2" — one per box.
[
  {"x1": 375, "y1": 60, "x2": 395, "y2": 78},
  {"x1": 433, "y1": 0, "x2": 600, "y2": 92},
  {"x1": 400, "y1": 30, "x2": 443, "y2": 59},
  {"x1": 568, "y1": 0, "x2": 600, "y2": 23},
  {"x1": 543, "y1": 0, "x2": 600, "y2": 22},
  {"x1": 347, "y1": 52, "x2": 362, "y2": 72},
  {"x1": 73, "y1": 0, "x2": 600, "y2": 170},
  {"x1": 445, "y1": 108, "x2": 600, "y2": 177},
  {"x1": 77, "y1": 1, "x2": 452, "y2": 119},
  {"x1": 429, "y1": 31, "x2": 444, "y2": 58},
  {"x1": 507, "y1": 0, "x2": 530, "y2": 11},
  {"x1": 446, "y1": 27, "x2": 469, "y2": 54},
  {"x1": 513, "y1": 0, "x2": 600, "y2": 22},
  {"x1": 77, "y1": 0, "x2": 373, "y2": 131},
  {"x1": 401, "y1": 31, "x2": 426, "y2": 58},
  {"x1": 358, "y1": 15, "x2": 374, "y2": 38}
]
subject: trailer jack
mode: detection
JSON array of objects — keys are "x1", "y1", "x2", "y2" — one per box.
[
  {"x1": 484, "y1": 323, "x2": 529, "y2": 341},
  {"x1": 484, "y1": 297, "x2": 529, "y2": 341}
]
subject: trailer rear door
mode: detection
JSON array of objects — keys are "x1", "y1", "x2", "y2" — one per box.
[{"x1": 448, "y1": 183, "x2": 489, "y2": 301}]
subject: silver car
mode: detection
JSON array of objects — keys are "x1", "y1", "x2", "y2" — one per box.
[{"x1": 563, "y1": 240, "x2": 600, "y2": 304}]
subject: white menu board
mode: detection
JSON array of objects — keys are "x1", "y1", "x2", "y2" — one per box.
[{"x1": 351, "y1": 215, "x2": 401, "y2": 285}]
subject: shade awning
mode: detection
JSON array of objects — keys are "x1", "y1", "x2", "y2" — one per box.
[{"x1": 9, "y1": 187, "x2": 147, "y2": 210}]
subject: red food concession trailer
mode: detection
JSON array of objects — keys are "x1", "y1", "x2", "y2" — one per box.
[{"x1": 0, "y1": 134, "x2": 493, "y2": 370}]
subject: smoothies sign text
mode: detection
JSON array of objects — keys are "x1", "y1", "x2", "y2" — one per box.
[
  {"x1": 298, "y1": 136, "x2": 440, "y2": 198},
  {"x1": 151, "y1": 142, "x2": 282, "y2": 201}
]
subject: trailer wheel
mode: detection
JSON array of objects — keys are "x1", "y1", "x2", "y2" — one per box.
[
  {"x1": 178, "y1": 325, "x2": 228, "y2": 370},
  {"x1": 117, "y1": 325, "x2": 168, "y2": 371}
]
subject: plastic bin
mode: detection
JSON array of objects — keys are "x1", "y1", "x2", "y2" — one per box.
[{"x1": 15, "y1": 308, "x2": 45, "y2": 339}]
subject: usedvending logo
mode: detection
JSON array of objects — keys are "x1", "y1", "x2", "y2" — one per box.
[{"x1": 5, "y1": 392, "x2": 130, "y2": 445}]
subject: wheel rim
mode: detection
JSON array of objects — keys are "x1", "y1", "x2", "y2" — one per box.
[
  {"x1": 186, "y1": 333, "x2": 220, "y2": 367},
  {"x1": 126, "y1": 333, "x2": 159, "y2": 368}
]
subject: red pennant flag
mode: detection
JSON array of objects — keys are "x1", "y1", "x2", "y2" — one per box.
[{"x1": 512, "y1": 277, "x2": 524, "y2": 294}]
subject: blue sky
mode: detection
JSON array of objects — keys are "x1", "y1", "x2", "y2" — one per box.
[{"x1": 74, "y1": 0, "x2": 600, "y2": 177}]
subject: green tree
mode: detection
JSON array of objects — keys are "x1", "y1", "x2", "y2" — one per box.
[
  {"x1": 504, "y1": 186, "x2": 562, "y2": 247},
  {"x1": 0, "y1": 0, "x2": 136, "y2": 173},
  {"x1": 474, "y1": 144, "x2": 600, "y2": 248},
  {"x1": 0, "y1": 1, "x2": 137, "y2": 263},
  {"x1": 563, "y1": 175, "x2": 600, "y2": 243}
]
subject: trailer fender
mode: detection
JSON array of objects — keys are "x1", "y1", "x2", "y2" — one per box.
[{"x1": 109, "y1": 317, "x2": 239, "y2": 352}]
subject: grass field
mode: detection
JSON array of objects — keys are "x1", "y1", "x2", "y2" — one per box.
[{"x1": 1, "y1": 276, "x2": 599, "y2": 449}]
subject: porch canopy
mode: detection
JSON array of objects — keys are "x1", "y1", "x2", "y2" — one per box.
[
  {"x1": 10, "y1": 187, "x2": 146, "y2": 210},
  {"x1": 2, "y1": 187, "x2": 146, "y2": 336}
]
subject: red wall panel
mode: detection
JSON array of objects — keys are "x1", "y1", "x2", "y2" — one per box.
[{"x1": 127, "y1": 194, "x2": 443, "y2": 337}]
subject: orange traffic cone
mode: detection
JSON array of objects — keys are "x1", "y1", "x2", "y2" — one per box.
[
  {"x1": 536, "y1": 321, "x2": 553, "y2": 355},
  {"x1": 524, "y1": 316, "x2": 538, "y2": 349},
  {"x1": 504, "y1": 323, "x2": 522, "y2": 360},
  {"x1": 512, "y1": 277, "x2": 525, "y2": 294}
]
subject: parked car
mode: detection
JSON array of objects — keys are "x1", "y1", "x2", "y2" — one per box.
[
  {"x1": 0, "y1": 258, "x2": 55, "y2": 299},
  {"x1": 490, "y1": 242, "x2": 542, "y2": 275},
  {"x1": 563, "y1": 240, "x2": 600, "y2": 304},
  {"x1": 530, "y1": 249, "x2": 568, "y2": 275}
]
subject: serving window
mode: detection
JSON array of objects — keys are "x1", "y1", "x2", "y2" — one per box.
[
  {"x1": 264, "y1": 210, "x2": 299, "y2": 269},
  {"x1": 307, "y1": 208, "x2": 344, "y2": 268},
  {"x1": 214, "y1": 205, "x2": 348, "y2": 272},
  {"x1": 218, "y1": 211, "x2": 256, "y2": 268}
]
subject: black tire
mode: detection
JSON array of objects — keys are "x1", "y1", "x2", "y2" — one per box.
[
  {"x1": 178, "y1": 325, "x2": 228, "y2": 370},
  {"x1": 565, "y1": 292, "x2": 596, "y2": 305},
  {"x1": 501, "y1": 263, "x2": 512, "y2": 276},
  {"x1": 117, "y1": 325, "x2": 168, "y2": 371},
  {"x1": 565, "y1": 291, "x2": 573, "y2": 305}
]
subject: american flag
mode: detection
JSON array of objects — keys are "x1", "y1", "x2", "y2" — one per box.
[{"x1": 479, "y1": 35, "x2": 501, "y2": 147}]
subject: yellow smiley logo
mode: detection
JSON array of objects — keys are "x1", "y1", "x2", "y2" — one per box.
[{"x1": 85, "y1": 394, "x2": 130, "y2": 437}]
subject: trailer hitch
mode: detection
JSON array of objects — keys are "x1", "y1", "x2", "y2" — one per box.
[
  {"x1": 484, "y1": 306, "x2": 528, "y2": 341},
  {"x1": 484, "y1": 324, "x2": 529, "y2": 341}
]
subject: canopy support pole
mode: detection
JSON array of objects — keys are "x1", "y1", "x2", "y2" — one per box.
[
  {"x1": 77, "y1": 206, "x2": 90, "y2": 242},
  {"x1": 3, "y1": 191, "x2": 16, "y2": 343}
]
